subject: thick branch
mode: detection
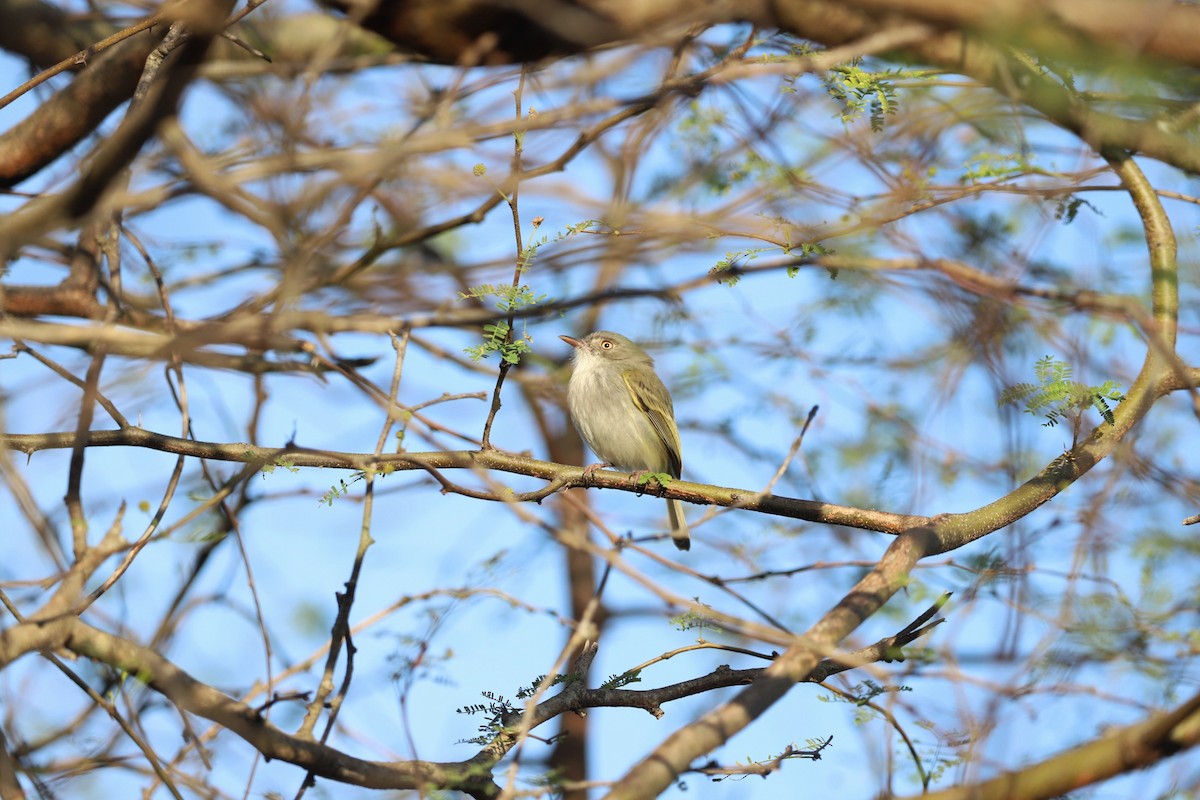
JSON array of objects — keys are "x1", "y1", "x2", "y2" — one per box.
[
  {"x1": 602, "y1": 153, "x2": 1181, "y2": 799},
  {"x1": 0, "y1": 593, "x2": 938, "y2": 794},
  {"x1": 323, "y1": 0, "x2": 1200, "y2": 71},
  {"x1": 836, "y1": 0, "x2": 1200, "y2": 69},
  {"x1": 316, "y1": 0, "x2": 1200, "y2": 174},
  {"x1": 0, "y1": 619, "x2": 502, "y2": 797},
  {"x1": 0, "y1": 0, "x2": 237, "y2": 255},
  {"x1": 0, "y1": 726, "x2": 23, "y2": 800},
  {"x1": 0, "y1": 0, "x2": 122, "y2": 66},
  {"x1": 0, "y1": 30, "x2": 162, "y2": 187},
  {"x1": 768, "y1": 1, "x2": 1200, "y2": 175},
  {"x1": 918, "y1": 691, "x2": 1200, "y2": 800}
]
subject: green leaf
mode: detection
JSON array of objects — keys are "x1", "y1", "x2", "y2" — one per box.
[{"x1": 999, "y1": 356, "x2": 1125, "y2": 429}]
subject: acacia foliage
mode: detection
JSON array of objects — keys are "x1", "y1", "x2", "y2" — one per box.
[{"x1": 0, "y1": 2, "x2": 1198, "y2": 799}]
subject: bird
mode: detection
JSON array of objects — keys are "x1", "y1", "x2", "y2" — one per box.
[{"x1": 560, "y1": 331, "x2": 690, "y2": 550}]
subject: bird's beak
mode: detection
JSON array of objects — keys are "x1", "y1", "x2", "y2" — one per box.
[{"x1": 559, "y1": 335, "x2": 582, "y2": 349}]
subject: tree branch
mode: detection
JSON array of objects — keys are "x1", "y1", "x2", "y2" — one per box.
[
  {"x1": 601, "y1": 151, "x2": 1181, "y2": 799},
  {"x1": 917, "y1": 690, "x2": 1200, "y2": 800},
  {"x1": 0, "y1": 592, "x2": 942, "y2": 797},
  {"x1": 0, "y1": 0, "x2": 237, "y2": 254},
  {"x1": 14, "y1": 620, "x2": 500, "y2": 798},
  {"x1": 0, "y1": 427, "x2": 924, "y2": 534}
]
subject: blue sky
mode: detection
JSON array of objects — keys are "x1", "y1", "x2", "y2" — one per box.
[{"x1": 2, "y1": 16, "x2": 1199, "y2": 799}]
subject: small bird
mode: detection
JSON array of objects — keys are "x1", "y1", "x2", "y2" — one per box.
[{"x1": 560, "y1": 331, "x2": 690, "y2": 550}]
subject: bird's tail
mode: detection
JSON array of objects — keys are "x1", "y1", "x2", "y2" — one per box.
[{"x1": 668, "y1": 499, "x2": 690, "y2": 551}]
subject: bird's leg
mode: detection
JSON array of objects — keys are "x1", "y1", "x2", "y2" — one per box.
[
  {"x1": 627, "y1": 469, "x2": 651, "y2": 495},
  {"x1": 581, "y1": 462, "x2": 613, "y2": 484}
]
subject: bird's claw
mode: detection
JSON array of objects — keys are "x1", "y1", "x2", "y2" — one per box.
[
  {"x1": 628, "y1": 469, "x2": 651, "y2": 495},
  {"x1": 581, "y1": 462, "x2": 610, "y2": 485}
]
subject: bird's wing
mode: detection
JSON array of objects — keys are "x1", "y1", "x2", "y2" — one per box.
[{"x1": 623, "y1": 369, "x2": 683, "y2": 478}]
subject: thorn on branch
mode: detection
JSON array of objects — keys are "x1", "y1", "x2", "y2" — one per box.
[{"x1": 255, "y1": 691, "x2": 312, "y2": 716}]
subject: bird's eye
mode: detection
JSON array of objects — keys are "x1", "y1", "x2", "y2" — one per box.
[{"x1": 600, "y1": 340, "x2": 614, "y2": 349}]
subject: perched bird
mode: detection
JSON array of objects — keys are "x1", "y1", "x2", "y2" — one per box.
[{"x1": 560, "y1": 331, "x2": 690, "y2": 550}]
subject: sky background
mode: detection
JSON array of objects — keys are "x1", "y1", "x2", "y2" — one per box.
[{"x1": 2, "y1": 8, "x2": 1199, "y2": 799}]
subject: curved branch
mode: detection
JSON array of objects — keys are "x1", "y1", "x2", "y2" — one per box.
[
  {"x1": 522, "y1": 604, "x2": 942, "y2": 730},
  {"x1": 0, "y1": 619, "x2": 501, "y2": 798},
  {"x1": 323, "y1": 0, "x2": 1200, "y2": 71},
  {"x1": 0, "y1": 0, "x2": 237, "y2": 256},
  {"x1": 836, "y1": 0, "x2": 1200, "y2": 70},
  {"x1": 0, "y1": 30, "x2": 161, "y2": 187},
  {"x1": 767, "y1": 2, "x2": 1200, "y2": 175},
  {"x1": 0, "y1": 0, "x2": 122, "y2": 66},
  {"x1": 317, "y1": 0, "x2": 1200, "y2": 174},
  {"x1": 917, "y1": 690, "x2": 1200, "y2": 800},
  {"x1": 0, "y1": 595, "x2": 941, "y2": 796},
  {"x1": 601, "y1": 151, "x2": 1181, "y2": 798},
  {"x1": 0, "y1": 726, "x2": 23, "y2": 800}
]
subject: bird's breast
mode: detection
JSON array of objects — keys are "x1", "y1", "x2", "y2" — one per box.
[{"x1": 568, "y1": 360, "x2": 668, "y2": 472}]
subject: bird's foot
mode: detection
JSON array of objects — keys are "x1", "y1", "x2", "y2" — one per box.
[{"x1": 581, "y1": 462, "x2": 612, "y2": 484}]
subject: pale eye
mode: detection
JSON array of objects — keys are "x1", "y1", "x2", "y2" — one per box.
[{"x1": 601, "y1": 340, "x2": 614, "y2": 349}]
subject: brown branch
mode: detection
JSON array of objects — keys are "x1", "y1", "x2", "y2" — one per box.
[
  {"x1": 834, "y1": 0, "x2": 1200, "y2": 70},
  {"x1": 321, "y1": 0, "x2": 1200, "y2": 173},
  {"x1": 0, "y1": 0, "x2": 237, "y2": 255},
  {"x1": 326, "y1": 0, "x2": 1200, "y2": 71},
  {"x1": 0, "y1": 618, "x2": 503, "y2": 798},
  {"x1": 5, "y1": 242, "x2": 1176, "y2": 361},
  {"x1": 65, "y1": 335, "x2": 108, "y2": 559},
  {"x1": 478, "y1": 68, "x2": 529, "y2": 450},
  {"x1": 0, "y1": 428, "x2": 923, "y2": 534},
  {"x1": 916, "y1": 690, "x2": 1200, "y2": 800},
  {"x1": 0, "y1": 284, "x2": 104, "y2": 319},
  {"x1": 0, "y1": 598, "x2": 937, "y2": 798},
  {"x1": 0, "y1": 30, "x2": 162, "y2": 187},
  {"x1": 528, "y1": 603, "x2": 944, "y2": 725},
  {"x1": 0, "y1": 0, "x2": 124, "y2": 66},
  {"x1": 601, "y1": 149, "x2": 1181, "y2": 799},
  {"x1": 693, "y1": 738, "x2": 832, "y2": 779},
  {"x1": 0, "y1": 318, "x2": 320, "y2": 373},
  {"x1": 0, "y1": 726, "x2": 24, "y2": 800},
  {"x1": 0, "y1": 13, "x2": 165, "y2": 114}
]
